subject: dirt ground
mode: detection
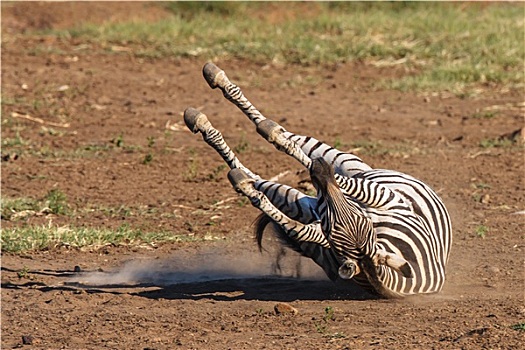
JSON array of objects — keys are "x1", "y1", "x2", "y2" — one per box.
[{"x1": 1, "y1": 3, "x2": 524, "y2": 350}]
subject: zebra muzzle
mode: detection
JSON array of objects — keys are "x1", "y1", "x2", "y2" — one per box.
[
  {"x1": 338, "y1": 259, "x2": 361, "y2": 280},
  {"x1": 374, "y1": 250, "x2": 414, "y2": 278}
]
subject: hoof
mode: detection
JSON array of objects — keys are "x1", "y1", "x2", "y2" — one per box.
[
  {"x1": 202, "y1": 62, "x2": 225, "y2": 89},
  {"x1": 227, "y1": 168, "x2": 254, "y2": 190},
  {"x1": 183, "y1": 107, "x2": 208, "y2": 134},
  {"x1": 256, "y1": 119, "x2": 281, "y2": 142}
]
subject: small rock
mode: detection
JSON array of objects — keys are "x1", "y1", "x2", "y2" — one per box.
[
  {"x1": 481, "y1": 194, "x2": 490, "y2": 204},
  {"x1": 73, "y1": 266, "x2": 82, "y2": 273},
  {"x1": 1, "y1": 153, "x2": 19, "y2": 162},
  {"x1": 274, "y1": 302, "x2": 298, "y2": 315},
  {"x1": 486, "y1": 266, "x2": 500, "y2": 274},
  {"x1": 91, "y1": 104, "x2": 106, "y2": 111},
  {"x1": 57, "y1": 85, "x2": 69, "y2": 92},
  {"x1": 22, "y1": 335, "x2": 33, "y2": 345},
  {"x1": 97, "y1": 96, "x2": 112, "y2": 105}
]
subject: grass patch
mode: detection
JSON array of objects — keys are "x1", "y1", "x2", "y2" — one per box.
[
  {"x1": 475, "y1": 225, "x2": 489, "y2": 239},
  {"x1": 1, "y1": 197, "x2": 41, "y2": 220},
  {"x1": 472, "y1": 111, "x2": 498, "y2": 120},
  {"x1": 479, "y1": 137, "x2": 516, "y2": 149},
  {"x1": 27, "y1": 2, "x2": 524, "y2": 93},
  {"x1": 1, "y1": 224, "x2": 202, "y2": 253},
  {"x1": 511, "y1": 322, "x2": 525, "y2": 331},
  {"x1": 2, "y1": 189, "x2": 69, "y2": 220}
]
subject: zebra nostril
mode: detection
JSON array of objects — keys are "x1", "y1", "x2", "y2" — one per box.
[{"x1": 338, "y1": 260, "x2": 358, "y2": 280}]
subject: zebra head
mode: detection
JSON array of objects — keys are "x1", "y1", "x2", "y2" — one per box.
[{"x1": 309, "y1": 158, "x2": 413, "y2": 281}]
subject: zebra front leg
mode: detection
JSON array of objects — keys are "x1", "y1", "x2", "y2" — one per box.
[
  {"x1": 203, "y1": 63, "x2": 312, "y2": 168},
  {"x1": 203, "y1": 62, "x2": 266, "y2": 126},
  {"x1": 227, "y1": 168, "x2": 330, "y2": 249},
  {"x1": 184, "y1": 107, "x2": 259, "y2": 179}
]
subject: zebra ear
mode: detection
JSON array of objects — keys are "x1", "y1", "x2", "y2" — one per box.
[{"x1": 374, "y1": 250, "x2": 414, "y2": 278}]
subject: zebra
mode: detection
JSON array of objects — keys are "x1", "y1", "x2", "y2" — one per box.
[{"x1": 183, "y1": 63, "x2": 452, "y2": 298}]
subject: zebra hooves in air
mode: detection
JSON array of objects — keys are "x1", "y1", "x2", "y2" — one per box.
[
  {"x1": 227, "y1": 168, "x2": 254, "y2": 192},
  {"x1": 184, "y1": 62, "x2": 452, "y2": 298},
  {"x1": 183, "y1": 107, "x2": 209, "y2": 134},
  {"x1": 202, "y1": 62, "x2": 226, "y2": 89},
  {"x1": 256, "y1": 119, "x2": 283, "y2": 142}
]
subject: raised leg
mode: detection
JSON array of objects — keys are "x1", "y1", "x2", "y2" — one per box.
[
  {"x1": 184, "y1": 107, "x2": 318, "y2": 224},
  {"x1": 184, "y1": 107, "x2": 259, "y2": 179},
  {"x1": 202, "y1": 63, "x2": 372, "y2": 177},
  {"x1": 228, "y1": 168, "x2": 330, "y2": 248}
]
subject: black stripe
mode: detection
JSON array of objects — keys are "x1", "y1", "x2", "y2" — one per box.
[{"x1": 308, "y1": 141, "x2": 323, "y2": 156}]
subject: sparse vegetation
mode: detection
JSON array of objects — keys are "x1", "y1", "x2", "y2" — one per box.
[
  {"x1": 45, "y1": 189, "x2": 69, "y2": 215},
  {"x1": 315, "y1": 306, "x2": 336, "y2": 334},
  {"x1": 472, "y1": 111, "x2": 498, "y2": 120},
  {"x1": 1, "y1": 224, "x2": 202, "y2": 253},
  {"x1": 479, "y1": 137, "x2": 516, "y2": 149},
  {"x1": 16, "y1": 266, "x2": 30, "y2": 279},
  {"x1": 207, "y1": 164, "x2": 227, "y2": 181},
  {"x1": 183, "y1": 148, "x2": 200, "y2": 182},
  {"x1": 2, "y1": 189, "x2": 69, "y2": 220},
  {"x1": 29, "y1": 2, "x2": 523, "y2": 93},
  {"x1": 110, "y1": 133, "x2": 124, "y2": 148},
  {"x1": 147, "y1": 136, "x2": 156, "y2": 148},
  {"x1": 511, "y1": 322, "x2": 525, "y2": 331},
  {"x1": 233, "y1": 133, "x2": 250, "y2": 154},
  {"x1": 142, "y1": 152, "x2": 154, "y2": 165},
  {"x1": 333, "y1": 137, "x2": 345, "y2": 150},
  {"x1": 1, "y1": 197, "x2": 40, "y2": 220},
  {"x1": 475, "y1": 225, "x2": 489, "y2": 239}
]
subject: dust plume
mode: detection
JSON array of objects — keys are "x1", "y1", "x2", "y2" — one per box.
[{"x1": 69, "y1": 247, "x2": 327, "y2": 287}]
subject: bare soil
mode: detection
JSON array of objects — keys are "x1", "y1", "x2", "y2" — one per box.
[{"x1": 1, "y1": 3, "x2": 524, "y2": 350}]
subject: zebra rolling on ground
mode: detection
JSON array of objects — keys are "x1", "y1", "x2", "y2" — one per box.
[{"x1": 184, "y1": 63, "x2": 452, "y2": 298}]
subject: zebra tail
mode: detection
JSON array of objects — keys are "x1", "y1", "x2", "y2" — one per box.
[{"x1": 253, "y1": 213, "x2": 304, "y2": 254}]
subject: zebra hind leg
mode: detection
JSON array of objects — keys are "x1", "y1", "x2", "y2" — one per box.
[{"x1": 227, "y1": 168, "x2": 330, "y2": 249}]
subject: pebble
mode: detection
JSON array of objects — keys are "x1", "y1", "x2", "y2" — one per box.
[
  {"x1": 274, "y1": 302, "x2": 298, "y2": 315},
  {"x1": 22, "y1": 335, "x2": 33, "y2": 345},
  {"x1": 486, "y1": 266, "x2": 500, "y2": 274}
]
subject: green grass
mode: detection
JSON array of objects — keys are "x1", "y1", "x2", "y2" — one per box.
[
  {"x1": 511, "y1": 322, "x2": 525, "y2": 331},
  {"x1": 26, "y1": 2, "x2": 524, "y2": 93},
  {"x1": 2, "y1": 189, "x2": 69, "y2": 220},
  {"x1": 479, "y1": 137, "x2": 517, "y2": 149},
  {"x1": 475, "y1": 225, "x2": 489, "y2": 239},
  {"x1": 1, "y1": 224, "x2": 202, "y2": 253}
]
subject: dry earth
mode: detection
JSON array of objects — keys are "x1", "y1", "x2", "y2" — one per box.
[{"x1": 1, "y1": 3, "x2": 524, "y2": 350}]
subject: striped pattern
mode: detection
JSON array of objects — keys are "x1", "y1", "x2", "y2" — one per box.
[
  {"x1": 278, "y1": 135, "x2": 452, "y2": 296},
  {"x1": 185, "y1": 63, "x2": 452, "y2": 298}
]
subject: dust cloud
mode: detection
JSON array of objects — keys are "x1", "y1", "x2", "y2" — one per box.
[{"x1": 69, "y1": 247, "x2": 327, "y2": 287}]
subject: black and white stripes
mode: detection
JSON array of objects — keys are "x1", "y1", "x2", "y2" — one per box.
[{"x1": 184, "y1": 63, "x2": 452, "y2": 298}]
